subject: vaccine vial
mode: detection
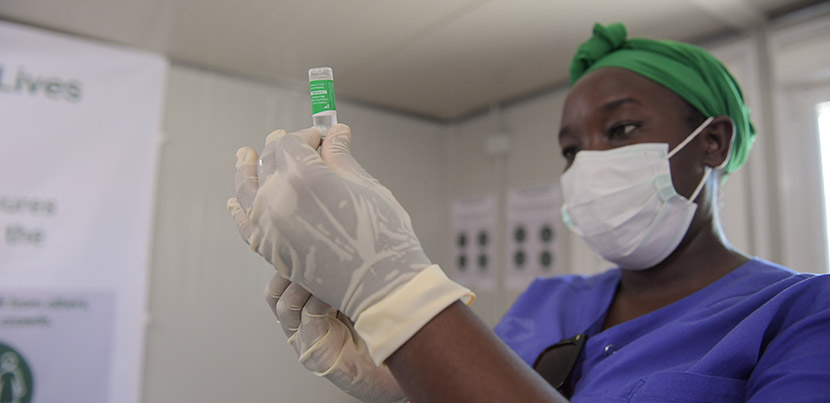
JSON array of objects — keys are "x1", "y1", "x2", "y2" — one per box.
[{"x1": 308, "y1": 67, "x2": 337, "y2": 137}]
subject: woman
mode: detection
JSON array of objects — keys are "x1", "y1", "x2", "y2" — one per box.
[{"x1": 228, "y1": 23, "x2": 830, "y2": 402}]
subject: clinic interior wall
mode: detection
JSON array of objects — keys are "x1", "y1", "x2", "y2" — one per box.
[
  {"x1": 144, "y1": 64, "x2": 447, "y2": 403},
  {"x1": 445, "y1": 89, "x2": 614, "y2": 325},
  {"x1": 766, "y1": 14, "x2": 830, "y2": 275}
]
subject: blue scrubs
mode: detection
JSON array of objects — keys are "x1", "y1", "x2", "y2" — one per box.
[{"x1": 494, "y1": 258, "x2": 830, "y2": 402}]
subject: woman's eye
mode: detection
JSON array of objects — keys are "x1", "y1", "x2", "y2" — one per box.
[
  {"x1": 610, "y1": 123, "x2": 638, "y2": 138},
  {"x1": 561, "y1": 146, "x2": 579, "y2": 161}
]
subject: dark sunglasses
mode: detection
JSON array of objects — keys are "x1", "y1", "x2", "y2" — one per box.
[{"x1": 532, "y1": 333, "x2": 587, "y2": 398}]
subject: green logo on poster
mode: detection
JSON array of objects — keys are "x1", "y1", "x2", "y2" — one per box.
[{"x1": 0, "y1": 342, "x2": 33, "y2": 403}]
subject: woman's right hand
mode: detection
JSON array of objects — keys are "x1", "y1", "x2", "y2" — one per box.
[{"x1": 265, "y1": 273, "x2": 407, "y2": 403}]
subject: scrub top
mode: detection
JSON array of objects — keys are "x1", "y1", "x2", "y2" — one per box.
[{"x1": 494, "y1": 258, "x2": 830, "y2": 402}]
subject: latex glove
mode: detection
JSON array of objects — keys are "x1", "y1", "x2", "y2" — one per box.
[
  {"x1": 244, "y1": 124, "x2": 472, "y2": 364},
  {"x1": 266, "y1": 273, "x2": 407, "y2": 403},
  {"x1": 248, "y1": 124, "x2": 430, "y2": 317},
  {"x1": 229, "y1": 129, "x2": 407, "y2": 402}
]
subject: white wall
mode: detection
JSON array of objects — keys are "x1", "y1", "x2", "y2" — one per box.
[
  {"x1": 143, "y1": 65, "x2": 447, "y2": 403},
  {"x1": 443, "y1": 91, "x2": 613, "y2": 325},
  {"x1": 767, "y1": 15, "x2": 830, "y2": 274}
]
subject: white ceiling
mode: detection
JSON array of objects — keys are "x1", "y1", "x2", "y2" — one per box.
[{"x1": 0, "y1": 0, "x2": 818, "y2": 121}]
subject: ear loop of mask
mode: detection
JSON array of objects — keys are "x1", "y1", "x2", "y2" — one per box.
[
  {"x1": 715, "y1": 125, "x2": 735, "y2": 171},
  {"x1": 667, "y1": 117, "x2": 715, "y2": 160},
  {"x1": 666, "y1": 117, "x2": 715, "y2": 203}
]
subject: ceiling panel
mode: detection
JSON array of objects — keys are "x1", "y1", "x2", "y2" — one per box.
[
  {"x1": 0, "y1": 0, "x2": 171, "y2": 48},
  {"x1": 749, "y1": 0, "x2": 827, "y2": 16},
  {"x1": 162, "y1": 1, "x2": 487, "y2": 84},
  {"x1": 340, "y1": 0, "x2": 731, "y2": 119},
  {"x1": 0, "y1": 0, "x2": 819, "y2": 121}
]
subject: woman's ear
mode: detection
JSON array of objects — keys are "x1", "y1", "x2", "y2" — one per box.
[{"x1": 702, "y1": 116, "x2": 734, "y2": 169}]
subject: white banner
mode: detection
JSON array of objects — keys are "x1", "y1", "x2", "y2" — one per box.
[{"x1": 0, "y1": 21, "x2": 167, "y2": 403}]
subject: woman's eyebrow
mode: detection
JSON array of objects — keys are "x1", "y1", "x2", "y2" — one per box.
[
  {"x1": 602, "y1": 97, "x2": 642, "y2": 111},
  {"x1": 558, "y1": 97, "x2": 643, "y2": 140}
]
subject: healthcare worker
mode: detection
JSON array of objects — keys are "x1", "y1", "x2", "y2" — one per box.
[{"x1": 228, "y1": 23, "x2": 830, "y2": 402}]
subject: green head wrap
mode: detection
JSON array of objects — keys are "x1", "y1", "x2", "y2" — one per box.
[{"x1": 570, "y1": 23, "x2": 756, "y2": 174}]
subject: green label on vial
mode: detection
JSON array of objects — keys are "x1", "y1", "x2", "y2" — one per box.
[{"x1": 309, "y1": 79, "x2": 336, "y2": 114}]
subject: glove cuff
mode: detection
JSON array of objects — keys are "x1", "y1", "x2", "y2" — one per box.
[{"x1": 354, "y1": 264, "x2": 474, "y2": 365}]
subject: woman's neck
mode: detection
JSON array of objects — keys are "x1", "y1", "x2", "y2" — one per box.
[{"x1": 603, "y1": 220, "x2": 750, "y2": 329}]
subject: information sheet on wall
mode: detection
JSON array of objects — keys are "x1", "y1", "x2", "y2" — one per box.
[
  {"x1": 0, "y1": 21, "x2": 167, "y2": 403},
  {"x1": 506, "y1": 184, "x2": 564, "y2": 290},
  {"x1": 451, "y1": 195, "x2": 496, "y2": 291}
]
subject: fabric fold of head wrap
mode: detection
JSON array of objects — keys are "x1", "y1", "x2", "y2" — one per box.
[{"x1": 570, "y1": 23, "x2": 756, "y2": 174}]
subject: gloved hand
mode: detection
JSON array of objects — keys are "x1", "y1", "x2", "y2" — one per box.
[
  {"x1": 228, "y1": 130, "x2": 406, "y2": 402},
  {"x1": 248, "y1": 124, "x2": 431, "y2": 317},
  {"x1": 241, "y1": 124, "x2": 472, "y2": 364},
  {"x1": 266, "y1": 273, "x2": 407, "y2": 403}
]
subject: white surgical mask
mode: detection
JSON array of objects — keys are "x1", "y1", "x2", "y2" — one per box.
[{"x1": 560, "y1": 117, "x2": 720, "y2": 270}]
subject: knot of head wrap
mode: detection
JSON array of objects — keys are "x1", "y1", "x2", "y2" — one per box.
[
  {"x1": 569, "y1": 23, "x2": 756, "y2": 175},
  {"x1": 570, "y1": 23, "x2": 628, "y2": 83}
]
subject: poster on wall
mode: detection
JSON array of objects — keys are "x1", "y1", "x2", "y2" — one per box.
[
  {"x1": 451, "y1": 195, "x2": 496, "y2": 291},
  {"x1": 506, "y1": 184, "x2": 564, "y2": 290},
  {"x1": 0, "y1": 21, "x2": 167, "y2": 403}
]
